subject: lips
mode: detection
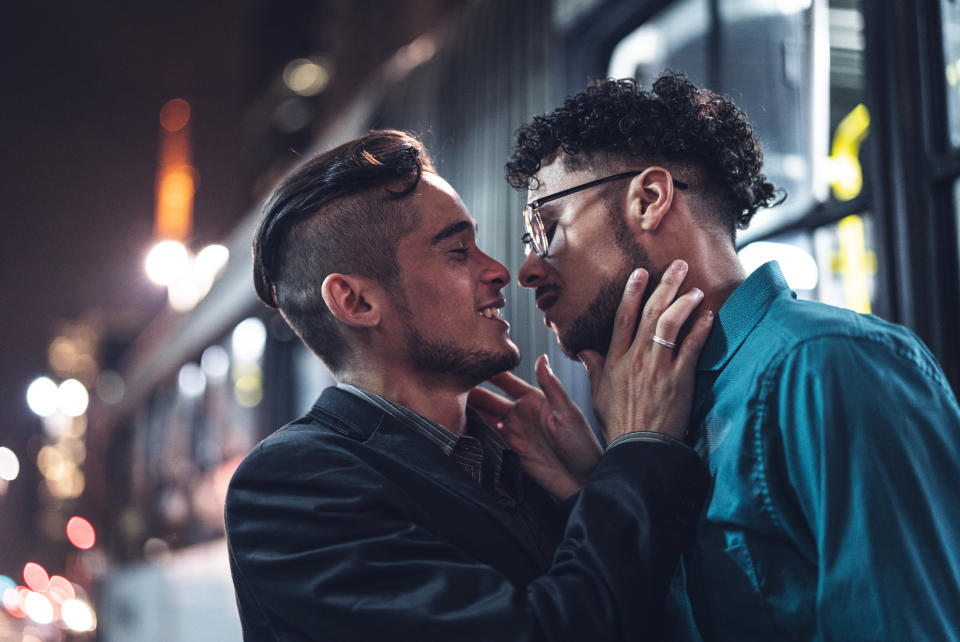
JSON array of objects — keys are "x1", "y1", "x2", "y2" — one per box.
[
  {"x1": 534, "y1": 286, "x2": 561, "y2": 311},
  {"x1": 477, "y1": 297, "x2": 506, "y2": 321}
]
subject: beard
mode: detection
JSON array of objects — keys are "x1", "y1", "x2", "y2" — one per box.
[
  {"x1": 557, "y1": 271, "x2": 630, "y2": 359},
  {"x1": 391, "y1": 287, "x2": 521, "y2": 384},
  {"x1": 405, "y1": 327, "x2": 521, "y2": 383},
  {"x1": 557, "y1": 237, "x2": 657, "y2": 360}
]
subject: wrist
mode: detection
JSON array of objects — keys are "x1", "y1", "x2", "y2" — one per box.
[{"x1": 606, "y1": 430, "x2": 692, "y2": 453}]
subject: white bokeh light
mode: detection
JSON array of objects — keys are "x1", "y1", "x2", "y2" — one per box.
[
  {"x1": 23, "y1": 592, "x2": 53, "y2": 625},
  {"x1": 178, "y1": 363, "x2": 206, "y2": 398},
  {"x1": 232, "y1": 318, "x2": 267, "y2": 363},
  {"x1": 201, "y1": 345, "x2": 230, "y2": 381},
  {"x1": 145, "y1": 240, "x2": 189, "y2": 286},
  {"x1": 0, "y1": 447, "x2": 19, "y2": 482},
  {"x1": 167, "y1": 268, "x2": 209, "y2": 312},
  {"x1": 58, "y1": 379, "x2": 89, "y2": 417},
  {"x1": 738, "y1": 242, "x2": 820, "y2": 291},
  {"x1": 195, "y1": 244, "x2": 229, "y2": 280},
  {"x1": 26, "y1": 377, "x2": 59, "y2": 417},
  {"x1": 282, "y1": 57, "x2": 331, "y2": 96},
  {"x1": 61, "y1": 598, "x2": 97, "y2": 632}
]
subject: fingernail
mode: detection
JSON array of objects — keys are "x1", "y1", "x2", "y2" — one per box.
[
  {"x1": 691, "y1": 288, "x2": 703, "y2": 298},
  {"x1": 630, "y1": 268, "x2": 644, "y2": 282},
  {"x1": 543, "y1": 354, "x2": 552, "y2": 370},
  {"x1": 671, "y1": 259, "x2": 687, "y2": 273},
  {"x1": 705, "y1": 309, "x2": 715, "y2": 320}
]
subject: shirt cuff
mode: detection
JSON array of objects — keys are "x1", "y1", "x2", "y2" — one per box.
[{"x1": 605, "y1": 431, "x2": 695, "y2": 455}]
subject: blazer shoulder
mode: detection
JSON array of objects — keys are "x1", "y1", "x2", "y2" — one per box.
[{"x1": 229, "y1": 408, "x2": 381, "y2": 486}]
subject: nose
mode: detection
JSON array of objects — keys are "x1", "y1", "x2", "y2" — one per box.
[
  {"x1": 517, "y1": 252, "x2": 546, "y2": 289},
  {"x1": 479, "y1": 250, "x2": 510, "y2": 289}
]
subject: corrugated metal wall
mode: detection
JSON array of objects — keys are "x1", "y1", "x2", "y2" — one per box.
[{"x1": 371, "y1": 0, "x2": 596, "y2": 415}]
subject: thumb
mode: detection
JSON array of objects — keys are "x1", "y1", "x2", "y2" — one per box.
[
  {"x1": 534, "y1": 354, "x2": 575, "y2": 411},
  {"x1": 577, "y1": 350, "x2": 604, "y2": 390}
]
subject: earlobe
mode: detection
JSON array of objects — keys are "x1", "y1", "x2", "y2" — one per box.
[
  {"x1": 626, "y1": 167, "x2": 675, "y2": 232},
  {"x1": 321, "y1": 274, "x2": 381, "y2": 328}
]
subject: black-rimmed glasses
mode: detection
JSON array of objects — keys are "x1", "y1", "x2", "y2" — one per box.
[{"x1": 521, "y1": 170, "x2": 688, "y2": 258}]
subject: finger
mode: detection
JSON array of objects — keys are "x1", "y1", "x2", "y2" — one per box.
[
  {"x1": 607, "y1": 268, "x2": 650, "y2": 358},
  {"x1": 467, "y1": 386, "x2": 514, "y2": 418},
  {"x1": 534, "y1": 354, "x2": 576, "y2": 412},
  {"x1": 653, "y1": 287, "x2": 704, "y2": 346},
  {"x1": 675, "y1": 310, "x2": 715, "y2": 370},
  {"x1": 637, "y1": 259, "x2": 688, "y2": 340},
  {"x1": 577, "y1": 349, "x2": 604, "y2": 391},
  {"x1": 486, "y1": 370, "x2": 538, "y2": 400}
]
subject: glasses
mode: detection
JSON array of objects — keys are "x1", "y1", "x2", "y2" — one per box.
[{"x1": 521, "y1": 170, "x2": 688, "y2": 258}]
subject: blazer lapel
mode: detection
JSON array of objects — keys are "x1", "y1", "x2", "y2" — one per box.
[{"x1": 309, "y1": 387, "x2": 551, "y2": 572}]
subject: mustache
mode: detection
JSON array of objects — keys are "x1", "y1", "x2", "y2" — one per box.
[{"x1": 534, "y1": 284, "x2": 561, "y2": 299}]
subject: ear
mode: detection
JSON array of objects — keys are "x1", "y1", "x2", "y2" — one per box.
[
  {"x1": 321, "y1": 274, "x2": 382, "y2": 328},
  {"x1": 625, "y1": 166, "x2": 677, "y2": 232}
]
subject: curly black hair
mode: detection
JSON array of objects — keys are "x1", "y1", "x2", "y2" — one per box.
[{"x1": 506, "y1": 73, "x2": 783, "y2": 232}]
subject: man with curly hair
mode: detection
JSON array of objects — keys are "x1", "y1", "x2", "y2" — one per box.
[{"x1": 503, "y1": 73, "x2": 960, "y2": 641}]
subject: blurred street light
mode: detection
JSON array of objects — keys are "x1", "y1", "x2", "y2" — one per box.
[{"x1": 26, "y1": 377, "x2": 58, "y2": 417}]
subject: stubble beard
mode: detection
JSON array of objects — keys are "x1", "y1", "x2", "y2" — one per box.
[
  {"x1": 406, "y1": 329, "x2": 521, "y2": 383},
  {"x1": 557, "y1": 238, "x2": 656, "y2": 360},
  {"x1": 393, "y1": 290, "x2": 521, "y2": 384}
]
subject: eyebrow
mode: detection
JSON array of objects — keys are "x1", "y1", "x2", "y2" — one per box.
[{"x1": 430, "y1": 220, "x2": 477, "y2": 245}]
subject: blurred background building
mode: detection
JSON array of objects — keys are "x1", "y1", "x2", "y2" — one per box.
[{"x1": 1, "y1": 0, "x2": 958, "y2": 639}]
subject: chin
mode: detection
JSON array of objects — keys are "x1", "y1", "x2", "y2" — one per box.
[
  {"x1": 556, "y1": 309, "x2": 616, "y2": 360},
  {"x1": 407, "y1": 329, "x2": 521, "y2": 383}
]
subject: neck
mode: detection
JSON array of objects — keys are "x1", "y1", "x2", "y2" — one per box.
[
  {"x1": 664, "y1": 234, "x2": 746, "y2": 319},
  {"x1": 339, "y1": 365, "x2": 469, "y2": 435}
]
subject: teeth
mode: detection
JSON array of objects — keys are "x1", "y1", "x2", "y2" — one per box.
[{"x1": 479, "y1": 307, "x2": 501, "y2": 319}]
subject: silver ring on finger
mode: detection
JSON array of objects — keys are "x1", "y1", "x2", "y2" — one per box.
[{"x1": 651, "y1": 335, "x2": 677, "y2": 349}]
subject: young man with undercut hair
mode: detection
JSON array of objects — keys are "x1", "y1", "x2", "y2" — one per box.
[
  {"x1": 225, "y1": 129, "x2": 715, "y2": 641},
  {"x1": 505, "y1": 73, "x2": 960, "y2": 641}
]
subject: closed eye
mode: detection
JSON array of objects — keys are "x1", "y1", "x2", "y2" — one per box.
[{"x1": 544, "y1": 221, "x2": 558, "y2": 245}]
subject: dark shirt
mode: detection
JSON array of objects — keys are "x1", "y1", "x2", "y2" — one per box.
[{"x1": 337, "y1": 383, "x2": 555, "y2": 565}]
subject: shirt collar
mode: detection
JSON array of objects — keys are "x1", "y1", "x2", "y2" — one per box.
[
  {"x1": 697, "y1": 261, "x2": 794, "y2": 372},
  {"x1": 335, "y1": 383, "x2": 505, "y2": 454}
]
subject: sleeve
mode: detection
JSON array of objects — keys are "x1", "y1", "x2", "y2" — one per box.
[
  {"x1": 225, "y1": 430, "x2": 708, "y2": 642},
  {"x1": 769, "y1": 334, "x2": 960, "y2": 641}
]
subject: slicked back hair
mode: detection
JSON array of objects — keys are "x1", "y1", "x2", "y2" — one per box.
[{"x1": 252, "y1": 130, "x2": 435, "y2": 371}]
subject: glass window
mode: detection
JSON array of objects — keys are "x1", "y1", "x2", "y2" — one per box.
[
  {"x1": 954, "y1": 178, "x2": 960, "y2": 287},
  {"x1": 717, "y1": 0, "x2": 822, "y2": 237},
  {"x1": 607, "y1": 0, "x2": 867, "y2": 244},
  {"x1": 739, "y1": 212, "x2": 876, "y2": 312},
  {"x1": 942, "y1": 0, "x2": 960, "y2": 147},
  {"x1": 608, "y1": 0, "x2": 710, "y2": 89}
]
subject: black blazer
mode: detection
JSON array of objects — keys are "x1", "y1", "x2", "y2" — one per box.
[{"x1": 226, "y1": 387, "x2": 707, "y2": 641}]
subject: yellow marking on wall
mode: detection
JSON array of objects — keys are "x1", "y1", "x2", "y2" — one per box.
[
  {"x1": 836, "y1": 215, "x2": 873, "y2": 313},
  {"x1": 828, "y1": 104, "x2": 870, "y2": 201}
]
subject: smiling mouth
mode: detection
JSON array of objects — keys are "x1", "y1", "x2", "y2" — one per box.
[
  {"x1": 477, "y1": 297, "x2": 506, "y2": 321},
  {"x1": 478, "y1": 306, "x2": 503, "y2": 320}
]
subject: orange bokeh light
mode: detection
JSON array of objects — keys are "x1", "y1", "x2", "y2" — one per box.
[
  {"x1": 159, "y1": 98, "x2": 191, "y2": 132},
  {"x1": 22, "y1": 563, "x2": 49, "y2": 593},
  {"x1": 66, "y1": 516, "x2": 96, "y2": 550},
  {"x1": 47, "y1": 575, "x2": 76, "y2": 603}
]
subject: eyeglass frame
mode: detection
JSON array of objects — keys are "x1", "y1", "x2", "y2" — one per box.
[{"x1": 521, "y1": 170, "x2": 688, "y2": 258}]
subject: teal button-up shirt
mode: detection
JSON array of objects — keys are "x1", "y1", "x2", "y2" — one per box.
[{"x1": 669, "y1": 261, "x2": 960, "y2": 641}]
